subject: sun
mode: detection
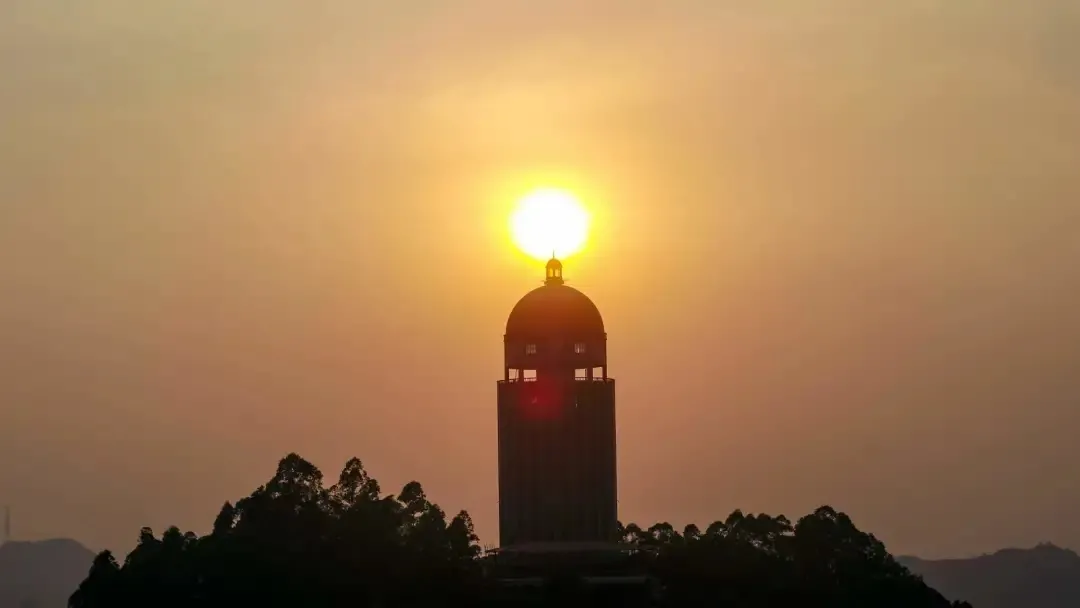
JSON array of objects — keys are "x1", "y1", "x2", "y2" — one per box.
[{"x1": 510, "y1": 188, "x2": 591, "y2": 261}]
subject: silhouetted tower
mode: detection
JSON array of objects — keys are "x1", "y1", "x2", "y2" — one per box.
[
  {"x1": 2, "y1": 506, "x2": 8, "y2": 544},
  {"x1": 497, "y1": 257, "x2": 617, "y2": 546}
]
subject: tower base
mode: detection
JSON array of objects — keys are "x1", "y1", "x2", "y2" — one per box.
[{"x1": 482, "y1": 542, "x2": 662, "y2": 606}]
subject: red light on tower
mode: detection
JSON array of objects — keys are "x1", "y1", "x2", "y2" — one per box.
[{"x1": 517, "y1": 377, "x2": 567, "y2": 421}]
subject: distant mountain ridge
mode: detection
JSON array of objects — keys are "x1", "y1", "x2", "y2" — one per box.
[
  {"x1": 900, "y1": 543, "x2": 1080, "y2": 608},
  {"x1": 0, "y1": 539, "x2": 94, "y2": 608}
]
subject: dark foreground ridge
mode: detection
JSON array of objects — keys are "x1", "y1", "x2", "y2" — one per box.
[{"x1": 69, "y1": 453, "x2": 971, "y2": 607}]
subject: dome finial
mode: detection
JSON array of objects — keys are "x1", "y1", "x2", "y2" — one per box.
[{"x1": 545, "y1": 256, "x2": 564, "y2": 286}]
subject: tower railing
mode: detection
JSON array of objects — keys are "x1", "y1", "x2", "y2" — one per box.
[{"x1": 498, "y1": 377, "x2": 613, "y2": 385}]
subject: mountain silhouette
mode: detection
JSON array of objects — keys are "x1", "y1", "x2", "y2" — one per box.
[
  {"x1": 0, "y1": 539, "x2": 95, "y2": 608},
  {"x1": 900, "y1": 543, "x2": 1080, "y2": 608}
]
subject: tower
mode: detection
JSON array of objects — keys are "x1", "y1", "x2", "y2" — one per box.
[{"x1": 497, "y1": 257, "x2": 617, "y2": 546}]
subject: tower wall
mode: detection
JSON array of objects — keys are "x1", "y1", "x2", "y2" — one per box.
[{"x1": 497, "y1": 377, "x2": 617, "y2": 546}]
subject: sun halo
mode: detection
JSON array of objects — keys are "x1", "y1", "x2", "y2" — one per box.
[{"x1": 509, "y1": 188, "x2": 591, "y2": 262}]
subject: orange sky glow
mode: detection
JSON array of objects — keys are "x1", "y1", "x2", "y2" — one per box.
[{"x1": 1, "y1": 0, "x2": 1079, "y2": 559}]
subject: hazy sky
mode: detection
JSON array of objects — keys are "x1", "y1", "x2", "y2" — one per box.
[{"x1": 1, "y1": 0, "x2": 1078, "y2": 559}]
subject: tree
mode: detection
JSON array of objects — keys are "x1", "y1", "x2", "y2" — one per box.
[
  {"x1": 70, "y1": 453, "x2": 484, "y2": 608},
  {"x1": 621, "y1": 506, "x2": 959, "y2": 607},
  {"x1": 69, "y1": 551, "x2": 119, "y2": 608}
]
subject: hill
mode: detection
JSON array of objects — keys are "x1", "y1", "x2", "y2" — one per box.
[
  {"x1": 900, "y1": 543, "x2": 1080, "y2": 608},
  {"x1": 0, "y1": 539, "x2": 95, "y2": 608}
]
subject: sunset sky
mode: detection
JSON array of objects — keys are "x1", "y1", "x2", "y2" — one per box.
[{"x1": 1, "y1": 1, "x2": 1079, "y2": 559}]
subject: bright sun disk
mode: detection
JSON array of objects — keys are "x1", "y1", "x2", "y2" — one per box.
[{"x1": 510, "y1": 188, "x2": 590, "y2": 261}]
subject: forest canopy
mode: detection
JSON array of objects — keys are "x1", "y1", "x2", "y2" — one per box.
[{"x1": 69, "y1": 453, "x2": 971, "y2": 607}]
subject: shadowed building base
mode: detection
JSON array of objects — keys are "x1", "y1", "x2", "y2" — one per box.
[{"x1": 482, "y1": 541, "x2": 662, "y2": 606}]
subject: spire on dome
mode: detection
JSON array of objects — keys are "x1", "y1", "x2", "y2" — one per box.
[{"x1": 545, "y1": 257, "x2": 564, "y2": 285}]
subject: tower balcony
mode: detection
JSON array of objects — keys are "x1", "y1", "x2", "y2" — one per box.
[{"x1": 498, "y1": 376, "x2": 614, "y2": 385}]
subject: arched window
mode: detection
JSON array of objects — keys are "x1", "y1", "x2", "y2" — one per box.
[{"x1": 574, "y1": 342, "x2": 587, "y2": 354}]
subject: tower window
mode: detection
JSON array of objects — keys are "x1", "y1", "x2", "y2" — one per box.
[
  {"x1": 574, "y1": 342, "x2": 587, "y2": 354},
  {"x1": 525, "y1": 344, "x2": 537, "y2": 355}
]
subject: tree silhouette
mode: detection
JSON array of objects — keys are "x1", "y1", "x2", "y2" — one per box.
[
  {"x1": 69, "y1": 453, "x2": 971, "y2": 607},
  {"x1": 620, "y1": 506, "x2": 973, "y2": 608},
  {"x1": 69, "y1": 453, "x2": 481, "y2": 607}
]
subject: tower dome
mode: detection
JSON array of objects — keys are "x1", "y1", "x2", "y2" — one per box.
[{"x1": 505, "y1": 259, "x2": 605, "y2": 339}]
